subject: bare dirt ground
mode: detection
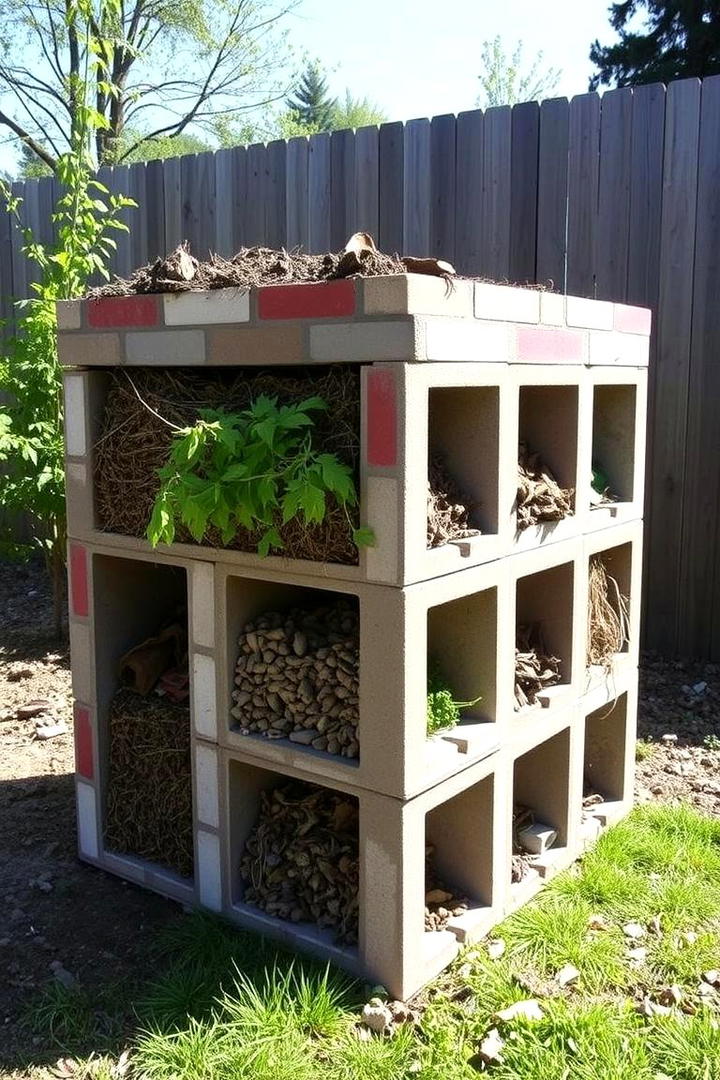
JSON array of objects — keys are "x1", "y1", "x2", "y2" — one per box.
[{"x1": 0, "y1": 559, "x2": 718, "y2": 1076}]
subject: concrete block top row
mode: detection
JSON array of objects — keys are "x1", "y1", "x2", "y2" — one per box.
[{"x1": 56, "y1": 275, "x2": 652, "y2": 370}]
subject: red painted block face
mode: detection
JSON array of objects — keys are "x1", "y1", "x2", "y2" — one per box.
[
  {"x1": 74, "y1": 705, "x2": 93, "y2": 779},
  {"x1": 257, "y1": 280, "x2": 356, "y2": 320},
  {"x1": 87, "y1": 295, "x2": 159, "y2": 328},
  {"x1": 614, "y1": 304, "x2": 652, "y2": 336},
  {"x1": 366, "y1": 370, "x2": 397, "y2": 467},
  {"x1": 69, "y1": 543, "x2": 89, "y2": 617},
  {"x1": 516, "y1": 326, "x2": 585, "y2": 364}
]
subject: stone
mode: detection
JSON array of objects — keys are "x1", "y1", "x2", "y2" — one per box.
[
  {"x1": 362, "y1": 998, "x2": 392, "y2": 1033},
  {"x1": 288, "y1": 729, "x2": 316, "y2": 746},
  {"x1": 623, "y1": 922, "x2": 645, "y2": 940},
  {"x1": 516, "y1": 821, "x2": 557, "y2": 855},
  {"x1": 556, "y1": 963, "x2": 581, "y2": 987},
  {"x1": 35, "y1": 722, "x2": 68, "y2": 741},
  {"x1": 17, "y1": 700, "x2": 52, "y2": 720},
  {"x1": 496, "y1": 999, "x2": 544, "y2": 1023}
]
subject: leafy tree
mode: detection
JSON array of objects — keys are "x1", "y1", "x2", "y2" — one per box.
[
  {"x1": 285, "y1": 61, "x2": 337, "y2": 130},
  {"x1": 0, "y1": 0, "x2": 297, "y2": 171},
  {"x1": 16, "y1": 131, "x2": 214, "y2": 178},
  {"x1": 476, "y1": 36, "x2": 562, "y2": 107},
  {"x1": 0, "y1": 0, "x2": 133, "y2": 631},
  {"x1": 589, "y1": 0, "x2": 720, "y2": 89},
  {"x1": 332, "y1": 92, "x2": 386, "y2": 130}
]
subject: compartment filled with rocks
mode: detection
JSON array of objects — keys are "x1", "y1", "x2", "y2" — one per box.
[
  {"x1": 238, "y1": 778, "x2": 359, "y2": 944},
  {"x1": 231, "y1": 594, "x2": 360, "y2": 759},
  {"x1": 511, "y1": 729, "x2": 570, "y2": 885}
]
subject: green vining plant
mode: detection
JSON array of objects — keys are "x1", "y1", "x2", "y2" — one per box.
[
  {"x1": 426, "y1": 662, "x2": 481, "y2": 737},
  {"x1": 147, "y1": 395, "x2": 374, "y2": 557},
  {"x1": 0, "y1": 0, "x2": 135, "y2": 635}
]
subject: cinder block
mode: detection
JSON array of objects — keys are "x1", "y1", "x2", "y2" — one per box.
[
  {"x1": 69, "y1": 619, "x2": 94, "y2": 705},
  {"x1": 423, "y1": 318, "x2": 510, "y2": 362},
  {"x1": 258, "y1": 280, "x2": 356, "y2": 319},
  {"x1": 585, "y1": 369, "x2": 647, "y2": 528},
  {"x1": 192, "y1": 652, "x2": 217, "y2": 741},
  {"x1": 76, "y1": 780, "x2": 99, "y2": 859},
  {"x1": 196, "y1": 829, "x2": 222, "y2": 912},
  {"x1": 74, "y1": 704, "x2": 94, "y2": 779},
  {"x1": 58, "y1": 332, "x2": 120, "y2": 367},
  {"x1": 57, "y1": 299, "x2": 82, "y2": 330},
  {"x1": 87, "y1": 295, "x2": 160, "y2": 328},
  {"x1": 614, "y1": 303, "x2": 652, "y2": 336},
  {"x1": 207, "y1": 324, "x2": 304, "y2": 365},
  {"x1": 126, "y1": 329, "x2": 206, "y2": 365},
  {"x1": 195, "y1": 742, "x2": 220, "y2": 828},
  {"x1": 310, "y1": 320, "x2": 418, "y2": 362},
  {"x1": 588, "y1": 330, "x2": 649, "y2": 367},
  {"x1": 164, "y1": 288, "x2": 250, "y2": 325},
  {"x1": 362, "y1": 275, "x2": 474, "y2": 318},
  {"x1": 566, "y1": 296, "x2": 614, "y2": 330},
  {"x1": 69, "y1": 543, "x2": 89, "y2": 617},
  {"x1": 514, "y1": 326, "x2": 588, "y2": 365},
  {"x1": 190, "y1": 562, "x2": 215, "y2": 649},
  {"x1": 474, "y1": 283, "x2": 540, "y2": 324},
  {"x1": 65, "y1": 462, "x2": 94, "y2": 536},
  {"x1": 540, "y1": 292, "x2": 565, "y2": 326},
  {"x1": 583, "y1": 521, "x2": 643, "y2": 695}
]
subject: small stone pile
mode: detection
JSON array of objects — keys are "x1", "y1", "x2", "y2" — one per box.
[
  {"x1": 240, "y1": 782, "x2": 359, "y2": 944},
  {"x1": 232, "y1": 599, "x2": 359, "y2": 757},
  {"x1": 424, "y1": 843, "x2": 469, "y2": 931},
  {"x1": 515, "y1": 624, "x2": 563, "y2": 709},
  {"x1": 517, "y1": 442, "x2": 574, "y2": 530}
]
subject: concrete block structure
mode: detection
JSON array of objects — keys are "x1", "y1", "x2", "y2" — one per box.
[{"x1": 60, "y1": 276, "x2": 649, "y2": 999}]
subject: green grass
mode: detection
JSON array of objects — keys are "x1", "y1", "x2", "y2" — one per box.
[
  {"x1": 635, "y1": 737, "x2": 656, "y2": 761},
  {"x1": 23, "y1": 805, "x2": 720, "y2": 1080}
]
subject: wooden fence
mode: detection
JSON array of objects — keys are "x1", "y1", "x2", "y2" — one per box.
[{"x1": 3, "y1": 75, "x2": 720, "y2": 658}]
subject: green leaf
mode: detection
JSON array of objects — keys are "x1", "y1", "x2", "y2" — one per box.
[
  {"x1": 352, "y1": 526, "x2": 376, "y2": 548},
  {"x1": 257, "y1": 527, "x2": 283, "y2": 557}
]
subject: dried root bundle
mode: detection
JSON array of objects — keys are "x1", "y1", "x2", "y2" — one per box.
[
  {"x1": 240, "y1": 782, "x2": 359, "y2": 944},
  {"x1": 427, "y1": 457, "x2": 480, "y2": 548},
  {"x1": 232, "y1": 600, "x2": 359, "y2": 757},
  {"x1": 587, "y1": 555, "x2": 630, "y2": 667},
  {"x1": 104, "y1": 688, "x2": 193, "y2": 878},
  {"x1": 517, "y1": 442, "x2": 574, "y2": 530},
  {"x1": 515, "y1": 624, "x2": 562, "y2": 709}
]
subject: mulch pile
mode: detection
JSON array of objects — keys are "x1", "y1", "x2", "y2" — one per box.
[
  {"x1": 427, "y1": 457, "x2": 480, "y2": 549},
  {"x1": 94, "y1": 366, "x2": 361, "y2": 564},
  {"x1": 104, "y1": 688, "x2": 193, "y2": 878},
  {"x1": 587, "y1": 555, "x2": 630, "y2": 668},
  {"x1": 516, "y1": 442, "x2": 574, "y2": 530},
  {"x1": 89, "y1": 239, "x2": 407, "y2": 297},
  {"x1": 240, "y1": 781, "x2": 360, "y2": 944},
  {"x1": 515, "y1": 624, "x2": 562, "y2": 709}
]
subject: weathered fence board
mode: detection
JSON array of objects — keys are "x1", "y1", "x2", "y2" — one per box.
[{"x1": 4, "y1": 79, "x2": 720, "y2": 657}]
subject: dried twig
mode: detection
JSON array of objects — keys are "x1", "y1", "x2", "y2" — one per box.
[
  {"x1": 587, "y1": 555, "x2": 630, "y2": 667},
  {"x1": 516, "y1": 442, "x2": 574, "y2": 530},
  {"x1": 515, "y1": 624, "x2": 562, "y2": 709}
]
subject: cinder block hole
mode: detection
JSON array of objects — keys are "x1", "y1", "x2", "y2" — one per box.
[
  {"x1": 428, "y1": 386, "x2": 499, "y2": 537},
  {"x1": 587, "y1": 543, "x2": 632, "y2": 668},
  {"x1": 226, "y1": 576, "x2": 360, "y2": 761},
  {"x1": 515, "y1": 563, "x2": 574, "y2": 709},
  {"x1": 229, "y1": 760, "x2": 359, "y2": 953},
  {"x1": 427, "y1": 588, "x2": 497, "y2": 730},
  {"x1": 512, "y1": 727, "x2": 570, "y2": 884},
  {"x1": 518, "y1": 385, "x2": 578, "y2": 514},
  {"x1": 92, "y1": 555, "x2": 192, "y2": 879},
  {"x1": 591, "y1": 385, "x2": 636, "y2": 505},
  {"x1": 92, "y1": 366, "x2": 362, "y2": 565},
  {"x1": 425, "y1": 775, "x2": 493, "y2": 933},
  {"x1": 584, "y1": 693, "x2": 628, "y2": 806}
]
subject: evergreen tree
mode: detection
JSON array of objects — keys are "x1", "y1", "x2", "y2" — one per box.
[
  {"x1": 590, "y1": 0, "x2": 720, "y2": 89},
  {"x1": 286, "y1": 62, "x2": 337, "y2": 130}
]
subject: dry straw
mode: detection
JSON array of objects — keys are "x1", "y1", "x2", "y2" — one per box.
[{"x1": 587, "y1": 555, "x2": 630, "y2": 667}]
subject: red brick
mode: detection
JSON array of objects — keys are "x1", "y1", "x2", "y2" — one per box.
[
  {"x1": 366, "y1": 370, "x2": 397, "y2": 467},
  {"x1": 614, "y1": 304, "x2": 652, "y2": 336},
  {"x1": 69, "y1": 543, "x2": 89, "y2": 617},
  {"x1": 516, "y1": 326, "x2": 586, "y2": 364},
  {"x1": 258, "y1": 280, "x2": 356, "y2": 320},
  {"x1": 87, "y1": 295, "x2": 160, "y2": 328},
  {"x1": 74, "y1": 705, "x2": 93, "y2": 779}
]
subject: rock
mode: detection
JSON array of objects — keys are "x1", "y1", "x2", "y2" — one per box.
[
  {"x1": 487, "y1": 938, "x2": 506, "y2": 960},
  {"x1": 587, "y1": 914, "x2": 609, "y2": 931},
  {"x1": 626, "y1": 946, "x2": 648, "y2": 962},
  {"x1": 17, "y1": 699, "x2": 52, "y2": 720},
  {"x1": 425, "y1": 889, "x2": 453, "y2": 905},
  {"x1": 477, "y1": 1027, "x2": 505, "y2": 1064},
  {"x1": 692, "y1": 681, "x2": 707, "y2": 694},
  {"x1": 556, "y1": 963, "x2": 581, "y2": 987},
  {"x1": 362, "y1": 998, "x2": 392, "y2": 1034},
  {"x1": 637, "y1": 996, "x2": 672, "y2": 1018},
  {"x1": 35, "y1": 722, "x2": 68, "y2": 741},
  {"x1": 496, "y1": 999, "x2": 544, "y2": 1023},
  {"x1": 50, "y1": 961, "x2": 75, "y2": 988},
  {"x1": 623, "y1": 922, "x2": 645, "y2": 940},
  {"x1": 516, "y1": 821, "x2": 557, "y2": 855},
  {"x1": 658, "y1": 985, "x2": 683, "y2": 1006},
  {"x1": 288, "y1": 729, "x2": 316, "y2": 745},
  {"x1": 661, "y1": 733, "x2": 678, "y2": 744},
  {"x1": 702, "y1": 970, "x2": 720, "y2": 987},
  {"x1": 293, "y1": 632, "x2": 307, "y2": 657}
]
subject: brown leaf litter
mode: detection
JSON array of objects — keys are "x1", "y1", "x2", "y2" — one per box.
[
  {"x1": 516, "y1": 442, "x2": 574, "y2": 530},
  {"x1": 515, "y1": 623, "x2": 562, "y2": 709}
]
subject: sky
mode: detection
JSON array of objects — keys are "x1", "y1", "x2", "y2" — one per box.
[
  {"x1": 283, "y1": 0, "x2": 617, "y2": 120},
  {"x1": 0, "y1": 0, "x2": 619, "y2": 174}
]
